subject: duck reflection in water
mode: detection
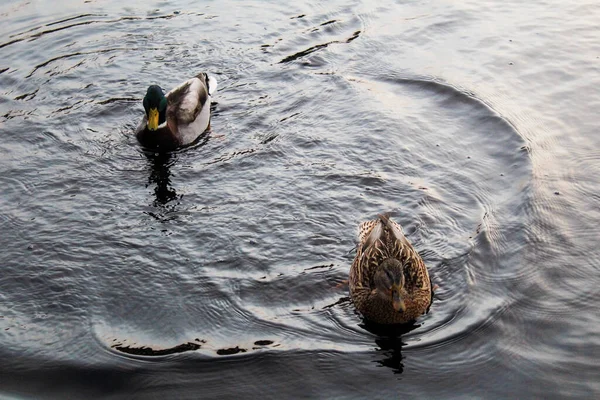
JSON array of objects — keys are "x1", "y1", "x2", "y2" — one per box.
[
  {"x1": 146, "y1": 151, "x2": 179, "y2": 208},
  {"x1": 360, "y1": 320, "x2": 420, "y2": 374},
  {"x1": 143, "y1": 132, "x2": 211, "y2": 216}
]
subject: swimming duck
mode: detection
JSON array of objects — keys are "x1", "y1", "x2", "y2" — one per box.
[
  {"x1": 349, "y1": 214, "x2": 432, "y2": 324},
  {"x1": 135, "y1": 72, "x2": 217, "y2": 150}
]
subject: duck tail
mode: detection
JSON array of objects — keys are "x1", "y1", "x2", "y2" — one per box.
[
  {"x1": 377, "y1": 212, "x2": 405, "y2": 241},
  {"x1": 207, "y1": 74, "x2": 218, "y2": 97},
  {"x1": 377, "y1": 212, "x2": 392, "y2": 226}
]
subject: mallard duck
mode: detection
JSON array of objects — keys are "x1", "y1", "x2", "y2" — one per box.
[
  {"x1": 135, "y1": 72, "x2": 217, "y2": 150},
  {"x1": 349, "y1": 214, "x2": 432, "y2": 324}
]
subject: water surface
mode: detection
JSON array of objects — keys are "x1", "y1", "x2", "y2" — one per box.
[{"x1": 1, "y1": 0, "x2": 599, "y2": 398}]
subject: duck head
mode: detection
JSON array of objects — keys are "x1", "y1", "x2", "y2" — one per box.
[
  {"x1": 143, "y1": 85, "x2": 167, "y2": 131},
  {"x1": 374, "y1": 258, "x2": 406, "y2": 313}
]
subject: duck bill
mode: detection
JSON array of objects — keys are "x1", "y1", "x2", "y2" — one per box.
[
  {"x1": 147, "y1": 108, "x2": 159, "y2": 131},
  {"x1": 392, "y1": 288, "x2": 406, "y2": 313}
]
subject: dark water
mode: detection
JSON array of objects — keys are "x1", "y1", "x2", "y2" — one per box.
[{"x1": 1, "y1": 0, "x2": 599, "y2": 398}]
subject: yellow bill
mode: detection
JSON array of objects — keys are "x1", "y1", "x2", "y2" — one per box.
[{"x1": 147, "y1": 108, "x2": 159, "y2": 131}]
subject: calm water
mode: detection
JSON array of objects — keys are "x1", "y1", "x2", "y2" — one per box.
[{"x1": 1, "y1": 0, "x2": 599, "y2": 398}]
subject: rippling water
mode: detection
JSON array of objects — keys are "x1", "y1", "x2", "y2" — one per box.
[{"x1": 1, "y1": 0, "x2": 599, "y2": 398}]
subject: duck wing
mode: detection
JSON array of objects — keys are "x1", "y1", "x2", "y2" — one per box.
[
  {"x1": 379, "y1": 213, "x2": 430, "y2": 291},
  {"x1": 166, "y1": 74, "x2": 210, "y2": 125},
  {"x1": 352, "y1": 217, "x2": 385, "y2": 287},
  {"x1": 359, "y1": 213, "x2": 405, "y2": 259}
]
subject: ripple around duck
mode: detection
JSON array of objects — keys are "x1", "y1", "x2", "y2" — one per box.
[
  {"x1": 566, "y1": 153, "x2": 600, "y2": 203},
  {"x1": 85, "y1": 71, "x2": 536, "y2": 365},
  {"x1": 320, "y1": 71, "x2": 534, "y2": 362},
  {"x1": 511, "y1": 153, "x2": 600, "y2": 320}
]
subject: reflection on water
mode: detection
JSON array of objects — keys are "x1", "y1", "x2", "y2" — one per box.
[
  {"x1": 361, "y1": 321, "x2": 420, "y2": 374},
  {"x1": 146, "y1": 151, "x2": 178, "y2": 207},
  {"x1": 375, "y1": 336, "x2": 405, "y2": 374},
  {"x1": 144, "y1": 131, "x2": 211, "y2": 210}
]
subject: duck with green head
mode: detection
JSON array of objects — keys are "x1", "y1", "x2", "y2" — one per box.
[
  {"x1": 136, "y1": 72, "x2": 217, "y2": 151},
  {"x1": 349, "y1": 213, "x2": 433, "y2": 324}
]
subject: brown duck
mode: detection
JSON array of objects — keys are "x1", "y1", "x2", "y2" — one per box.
[{"x1": 349, "y1": 214, "x2": 432, "y2": 324}]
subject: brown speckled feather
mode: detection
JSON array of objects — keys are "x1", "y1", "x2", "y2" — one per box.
[{"x1": 349, "y1": 214, "x2": 432, "y2": 324}]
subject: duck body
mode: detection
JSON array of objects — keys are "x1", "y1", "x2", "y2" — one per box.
[
  {"x1": 135, "y1": 72, "x2": 217, "y2": 151},
  {"x1": 349, "y1": 214, "x2": 432, "y2": 324}
]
